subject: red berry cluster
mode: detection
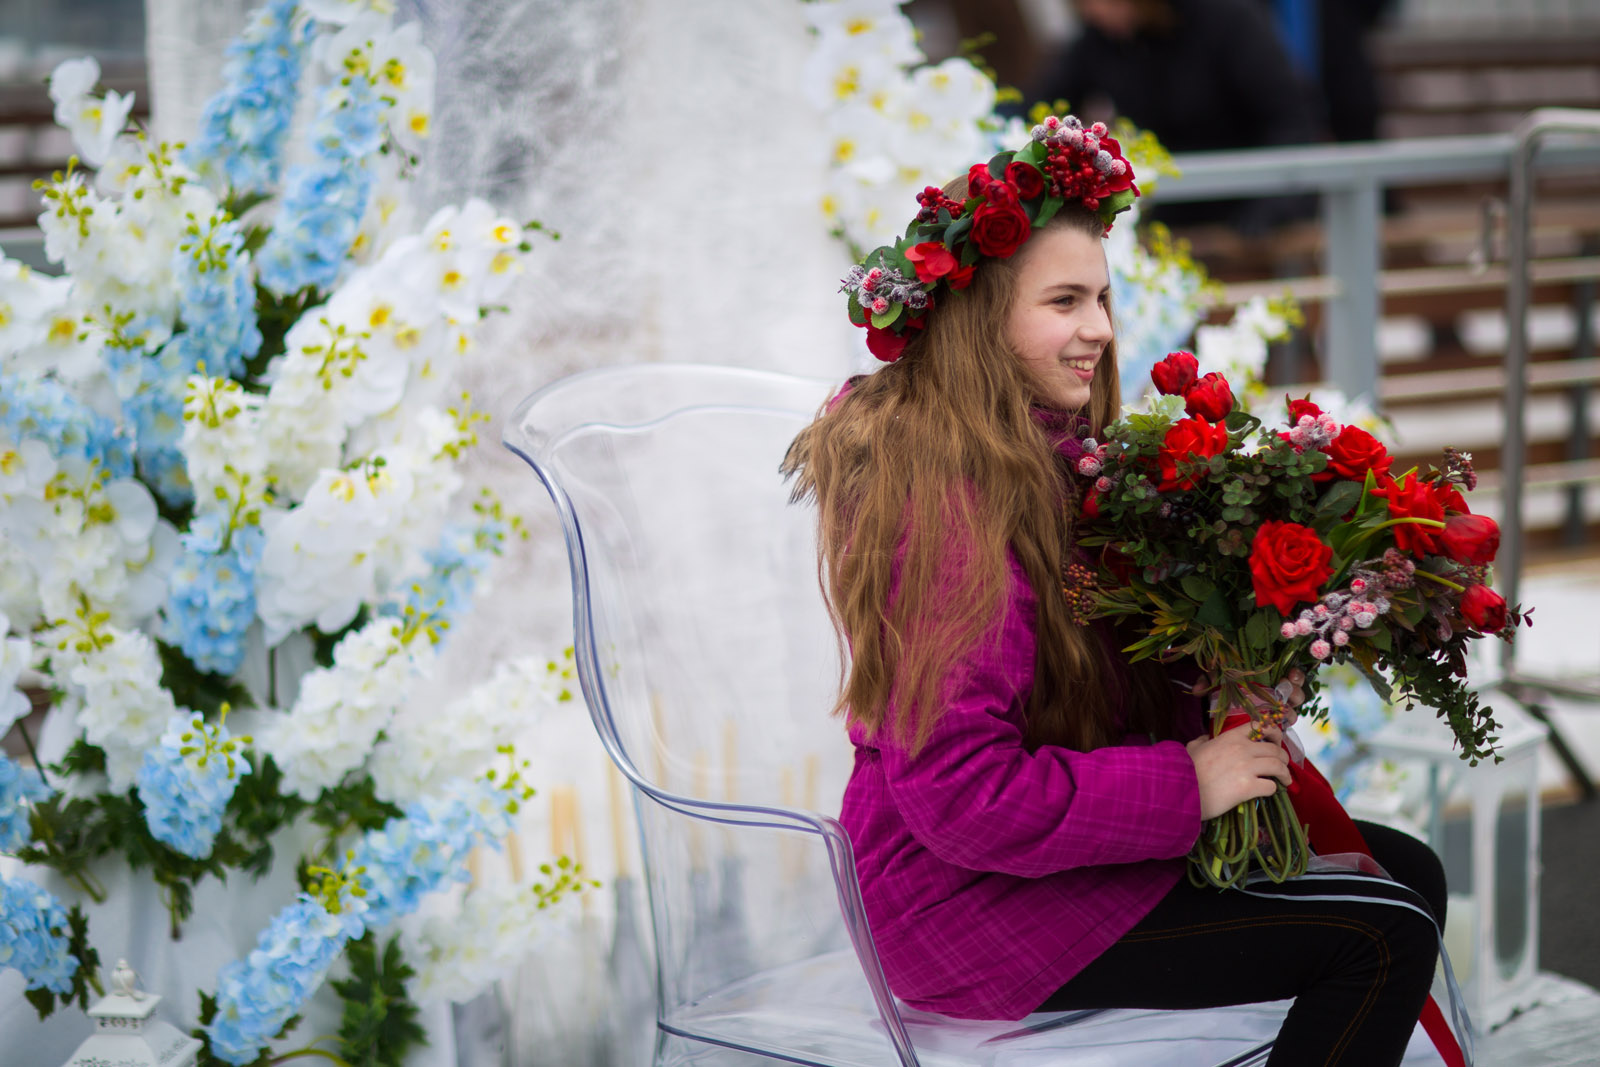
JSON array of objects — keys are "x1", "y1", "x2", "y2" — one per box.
[
  {"x1": 915, "y1": 184, "x2": 965, "y2": 223},
  {"x1": 1044, "y1": 140, "x2": 1112, "y2": 213}
]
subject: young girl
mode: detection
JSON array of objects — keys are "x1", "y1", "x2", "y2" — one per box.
[{"x1": 783, "y1": 118, "x2": 1450, "y2": 1066}]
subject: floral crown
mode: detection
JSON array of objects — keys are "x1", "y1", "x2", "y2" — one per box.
[{"x1": 841, "y1": 114, "x2": 1138, "y2": 363}]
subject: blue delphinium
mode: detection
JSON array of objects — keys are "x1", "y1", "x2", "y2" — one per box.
[
  {"x1": 135, "y1": 710, "x2": 252, "y2": 860},
  {"x1": 390, "y1": 514, "x2": 510, "y2": 639},
  {"x1": 0, "y1": 876, "x2": 79, "y2": 994},
  {"x1": 183, "y1": 0, "x2": 310, "y2": 194},
  {"x1": 172, "y1": 211, "x2": 263, "y2": 382},
  {"x1": 256, "y1": 75, "x2": 384, "y2": 296},
  {"x1": 165, "y1": 510, "x2": 266, "y2": 676},
  {"x1": 349, "y1": 779, "x2": 515, "y2": 930},
  {"x1": 206, "y1": 889, "x2": 365, "y2": 1065},
  {"x1": 0, "y1": 755, "x2": 50, "y2": 854},
  {"x1": 0, "y1": 369, "x2": 134, "y2": 478},
  {"x1": 118, "y1": 335, "x2": 204, "y2": 506}
]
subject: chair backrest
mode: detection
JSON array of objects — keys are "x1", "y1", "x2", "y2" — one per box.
[
  {"x1": 503, "y1": 364, "x2": 925, "y2": 1065},
  {"x1": 503, "y1": 364, "x2": 1287, "y2": 1067}
]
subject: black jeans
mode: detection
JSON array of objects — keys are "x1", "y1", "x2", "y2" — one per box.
[{"x1": 1039, "y1": 822, "x2": 1448, "y2": 1067}]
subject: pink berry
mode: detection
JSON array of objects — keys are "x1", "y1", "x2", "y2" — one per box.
[
  {"x1": 1332, "y1": 630, "x2": 1350, "y2": 647},
  {"x1": 1280, "y1": 622, "x2": 1298, "y2": 639},
  {"x1": 1095, "y1": 476, "x2": 1113, "y2": 492},
  {"x1": 1295, "y1": 618, "x2": 1314, "y2": 636},
  {"x1": 1311, "y1": 639, "x2": 1332, "y2": 659}
]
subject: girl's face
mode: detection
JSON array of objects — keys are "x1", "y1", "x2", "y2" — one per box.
[{"x1": 1004, "y1": 225, "x2": 1113, "y2": 412}]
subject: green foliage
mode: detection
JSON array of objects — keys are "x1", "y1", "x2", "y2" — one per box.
[
  {"x1": 156, "y1": 638, "x2": 254, "y2": 717},
  {"x1": 333, "y1": 934, "x2": 427, "y2": 1067}
]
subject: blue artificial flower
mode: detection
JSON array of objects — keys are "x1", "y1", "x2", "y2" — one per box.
[
  {"x1": 0, "y1": 875, "x2": 79, "y2": 994},
  {"x1": 0, "y1": 755, "x2": 50, "y2": 854},
  {"x1": 170, "y1": 213, "x2": 262, "y2": 382},
  {"x1": 0, "y1": 369, "x2": 135, "y2": 478},
  {"x1": 256, "y1": 77, "x2": 384, "y2": 296},
  {"x1": 135, "y1": 710, "x2": 252, "y2": 860},
  {"x1": 183, "y1": 0, "x2": 310, "y2": 194},
  {"x1": 388, "y1": 515, "x2": 511, "y2": 641},
  {"x1": 349, "y1": 779, "x2": 513, "y2": 930},
  {"x1": 164, "y1": 511, "x2": 266, "y2": 677},
  {"x1": 206, "y1": 893, "x2": 364, "y2": 1065}
]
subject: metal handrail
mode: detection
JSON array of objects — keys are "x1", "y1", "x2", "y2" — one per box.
[
  {"x1": 1501, "y1": 109, "x2": 1600, "y2": 678},
  {"x1": 1154, "y1": 131, "x2": 1600, "y2": 402}
]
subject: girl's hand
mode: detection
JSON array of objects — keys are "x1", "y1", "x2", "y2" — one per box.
[{"x1": 1185, "y1": 726, "x2": 1291, "y2": 820}]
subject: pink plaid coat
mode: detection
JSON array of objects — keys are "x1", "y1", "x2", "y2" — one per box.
[{"x1": 839, "y1": 422, "x2": 1207, "y2": 1021}]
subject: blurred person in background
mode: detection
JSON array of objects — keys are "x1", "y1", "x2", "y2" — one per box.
[{"x1": 1031, "y1": 0, "x2": 1321, "y2": 233}]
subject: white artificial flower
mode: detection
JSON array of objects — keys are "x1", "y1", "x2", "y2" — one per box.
[
  {"x1": 10, "y1": 294, "x2": 102, "y2": 383},
  {"x1": 801, "y1": 36, "x2": 904, "y2": 112},
  {"x1": 51, "y1": 623, "x2": 176, "y2": 790},
  {"x1": 373, "y1": 21, "x2": 436, "y2": 145},
  {"x1": 259, "y1": 389, "x2": 346, "y2": 502},
  {"x1": 0, "y1": 610, "x2": 33, "y2": 733},
  {"x1": 181, "y1": 375, "x2": 268, "y2": 508},
  {"x1": 405, "y1": 882, "x2": 569, "y2": 1005},
  {"x1": 0, "y1": 259, "x2": 72, "y2": 363},
  {"x1": 262, "y1": 615, "x2": 433, "y2": 799},
  {"x1": 300, "y1": 0, "x2": 395, "y2": 27},
  {"x1": 349, "y1": 151, "x2": 417, "y2": 265},
  {"x1": 254, "y1": 471, "x2": 387, "y2": 643},
  {"x1": 371, "y1": 656, "x2": 563, "y2": 804},
  {"x1": 804, "y1": 2, "x2": 923, "y2": 68},
  {"x1": 48, "y1": 58, "x2": 134, "y2": 168},
  {"x1": 47, "y1": 58, "x2": 101, "y2": 109},
  {"x1": 0, "y1": 533, "x2": 43, "y2": 631},
  {"x1": 909, "y1": 57, "x2": 996, "y2": 123},
  {"x1": 825, "y1": 106, "x2": 899, "y2": 182}
]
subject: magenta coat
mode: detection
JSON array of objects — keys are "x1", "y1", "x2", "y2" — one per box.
[{"x1": 839, "y1": 423, "x2": 1208, "y2": 1021}]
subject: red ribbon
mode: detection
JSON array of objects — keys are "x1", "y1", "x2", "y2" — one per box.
[{"x1": 1220, "y1": 713, "x2": 1466, "y2": 1067}]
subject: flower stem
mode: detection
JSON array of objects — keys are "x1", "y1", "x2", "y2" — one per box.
[
  {"x1": 16, "y1": 717, "x2": 53, "y2": 789},
  {"x1": 1413, "y1": 569, "x2": 1466, "y2": 593}
]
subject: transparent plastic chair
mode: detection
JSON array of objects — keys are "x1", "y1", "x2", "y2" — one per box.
[{"x1": 504, "y1": 364, "x2": 1284, "y2": 1067}]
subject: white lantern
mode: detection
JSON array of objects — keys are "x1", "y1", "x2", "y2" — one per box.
[
  {"x1": 1363, "y1": 697, "x2": 1547, "y2": 1030},
  {"x1": 61, "y1": 960, "x2": 202, "y2": 1067}
]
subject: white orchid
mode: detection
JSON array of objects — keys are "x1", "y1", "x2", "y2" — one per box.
[
  {"x1": 0, "y1": 261, "x2": 72, "y2": 364},
  {"x1": 804, "y1": 1, "x2": 923, "y2": 68},
  {"x1": 48, "y1": 58, "x2": 134, "y2": 168},
  {"x1": 182, "y1": 374, "x2": 267, "y2": 508},
  {"x1": 909, "y1": 57, "x2": 997, "y2": 123}
]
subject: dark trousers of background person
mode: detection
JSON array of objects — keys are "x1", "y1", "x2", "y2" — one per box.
[{"x1": 1040, "y1": 821, "x2": 1447, "y2": 1067}]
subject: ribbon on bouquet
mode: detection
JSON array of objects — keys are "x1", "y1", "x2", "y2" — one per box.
[{"x1": 1220, "y1": 712, "x2": 1471, "y2": 1067}]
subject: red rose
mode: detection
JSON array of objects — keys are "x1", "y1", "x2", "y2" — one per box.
[
  {"x1": 1441, "y1": 513, "x2": 1500, "y2": 565},
  {"x1": 1320, "y1": 425, "x2": 1393, "y2": 483},
  {"x1": 970, "y1": 198, "x2": 1032, "y2": 258},
  {"x1": 1183, "y1": 372, "x2": 1234, "y2": 421},
  {"x1": 1461, "y1": 583, "x2": 1507, "y2": 633},
  {"x1": 1151, "y1": 351, "x2": 1199, "y2": 396},
  {"x1": 1249, "y1": 520, "x2": 1334, "y2": 617},
  {"x1": 864, "y1": 323, "x2": 908, "y2": 362},
  {"x1": 1005, "y1": 160, "x2": 1045, "y2": 199},
  {"x1": 1286, "y1": 395, "x2": 1322, "y2": 423},
  {"x1": 1156, "y1": 416, "x2": 1229, "y2": 490},
  {"x1": 1372, "y1": 472, "x2": 1446, "y2": 554},
  {"x1": 966, "y1": 163, "x2": 991, "y2": 196},
  {"x1": 905, "y1": 241, "x2": 960, "y2": 284}
]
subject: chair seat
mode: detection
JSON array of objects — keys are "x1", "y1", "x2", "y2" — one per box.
[{"x1": 667, "y1": 948, "x2": 1286, "y2": 1067}]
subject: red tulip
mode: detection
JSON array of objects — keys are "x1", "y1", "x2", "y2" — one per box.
[
  {"x1": 1461, "y1": 584, "x2": 1507, "y2": 633},
  {"x1": 1151, "y1": 351, "x2": 1199, "y2": 396},
  {"x1": 1440, "y1": 514, "x2": 1500, "y2": 566},
  {"x1": 1183, "y1": 372, "x2": 1234, "y2": 421}
]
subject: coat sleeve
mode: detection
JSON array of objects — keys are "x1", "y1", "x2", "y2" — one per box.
[{"x1": 877, "y1": 557, "x2": 1203, "y2": 878}]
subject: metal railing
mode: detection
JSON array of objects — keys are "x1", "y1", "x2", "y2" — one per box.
[{"x1": 1154, "y1": 129, "x2": 1600, "y2": 402}]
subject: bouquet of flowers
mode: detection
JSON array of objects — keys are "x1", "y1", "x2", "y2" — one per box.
[
  {"x1": 0, "y1": 3, "x2": 589, "y2": 1063},
  {"x1": 1075, "y1": 351, "x2": 1527, "y2": 888}
]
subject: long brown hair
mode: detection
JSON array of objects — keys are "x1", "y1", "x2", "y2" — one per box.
[{"x1": 784, "y1": 202, "x2": 1173, "y2": 756}]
